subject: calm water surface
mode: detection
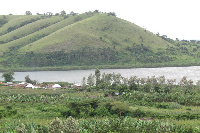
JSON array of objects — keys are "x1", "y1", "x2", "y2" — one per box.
[{"x1": 0, "y1": 66, "x2": 200, "y2": 84}]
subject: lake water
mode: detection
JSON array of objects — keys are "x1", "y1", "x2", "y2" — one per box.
[{"x1": 0, "y1": 66, "x2": 200, "y2": 84}]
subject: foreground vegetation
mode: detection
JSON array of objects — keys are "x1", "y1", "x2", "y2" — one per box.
[{"x1": 1, "y1": 70, "x2": 200, "y2": 132}]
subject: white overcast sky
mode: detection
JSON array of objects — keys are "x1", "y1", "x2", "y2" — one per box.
[{"x1": 1, "y1": 0, "x2": 200, "y2": 40}]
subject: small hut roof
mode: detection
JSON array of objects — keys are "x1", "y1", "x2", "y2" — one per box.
[
  {"x1": 52, "y1": 84, "x2": 61, "y2": 88},
  {"x1": 26, "y1": 84, "x2": 34, "y2": 88}
]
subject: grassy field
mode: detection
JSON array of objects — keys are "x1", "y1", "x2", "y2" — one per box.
[{"x1": 1, "y1": 72, "x2": 200, "y2": 132}]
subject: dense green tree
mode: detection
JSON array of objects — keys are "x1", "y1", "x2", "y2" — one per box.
[
  {"x1": 70, "y1": 11, "x2": 77, "y2": 16},
  {"x1": 94, "y1": 9, "x2": 100, "y2": 13},
  {"x1": 107, "y1": 12, "x2": 116, "y2": 17},
  {"x1": 25, "y1": 11, "x2": 32, "y2": 15},
  {"x1": 101, "y1": 73, "x2": 112, "y2": 85},
  {"x1": 60, "y1": 10, "x2": 66, "y2": 16},
  {"x1": 2, "y1": 71, "x2": 14, "y2": 82},
  {"x1": 95, "y1": 68, "x2": 101, "y2": 86},
  {"x1": 87, "y1": 74, "x2": 95, "y2": 88},
  {"x1": 129, "y1": 82, "x2": 138, "y2": 91},
  {"x1": 112, "y1": 73, "x2": 122, "y2": 85},
  {"x1": 82, "y1": 77, "x2": 86, "y2": 89},
  {"x1": 45, "y1": 12, "x2": 53, "y2": 16},
  {"x1": 55, "y1": 13, "x2": 59, "y2": 16},
  {"x1": 25, "y1": 75, "x2": 33, "y2": 84}
]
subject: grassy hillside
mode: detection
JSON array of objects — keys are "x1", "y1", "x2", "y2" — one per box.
[
  {"x1": 0, "y1": 13, "x2": 94, "y2": 53},
  {"x1": 18, "y1": 13, "x2": 171, "y2": 53},
  {"x1": 0, "y1": 12, "x2": 200, "y2": 70},
  {"x1": 0, "y1": 15, "x2": 41, "y2": 36},
  {"x1": 0, "y1": 16, "x2": 63, "y2": 45}
]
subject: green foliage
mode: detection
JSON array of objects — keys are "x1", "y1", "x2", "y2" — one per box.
[
  {"x1": 154, "y1": 85, "x2": 162, "y2": 93},
  {"x1": 0, "y1": 107, "x2": 17, "y2": 119},
  {"x1": 2, "y1": 71, "x2": 15, "y2": 82},
  {"x1": 0, "y1": 12, "x2": 178, "y2": 69},
  {"x1": 143, "y1": 83, "x2": 151, "y2": 92},
  {"x1": 110, "y1": 101, "x2": 130, "y2": 117},
  {"x1": 64, "y1": 99, "x2": 99, "y2": 118},
  {"x1": 0, "y1": 18, "x2": 8, "y2": 27},
  {"x1": 129, "y1": 82, "x2": 138, "y2": 91},
  {"x1": 95, "y1": 68, "x2": 101, "y2": 86},
  {"x1": 1, "y1": 13, "x2": 200, "y2": 70},
  {"x1": 49, "y1": 117, "x2": 63, "y2": 133},
  {"x1": 132, "y1": 108, "x2": 146, "y2": 117},
  {"x1": 15, "y1": 123, "x2": 27, "y2": 133},
  {"x1": 25, "y1": 75, "x2": 33, "y2": 84},
  {"x1": 62, "y1": 116, "x2": 79, "y2": 133},
  {"x1": 0, "y1": 84, "x2": 200, "y2": 132}
]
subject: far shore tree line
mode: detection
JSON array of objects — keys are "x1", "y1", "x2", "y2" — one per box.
[{"x1": 7, "y1": 10, "x2": 117, "y2": 17}]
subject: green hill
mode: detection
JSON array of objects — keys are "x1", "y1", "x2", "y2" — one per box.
[
  {"x1": 18, "y1": 13, "x2": 171, "y2": 53},
  {"x1": 0, "y1": 12, "x2": 199, "y2": 71}
]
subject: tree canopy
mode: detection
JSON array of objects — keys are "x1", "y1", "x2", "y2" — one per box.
[{"x1": 2, "y1": 71, "x2": 15, "y2": 82}]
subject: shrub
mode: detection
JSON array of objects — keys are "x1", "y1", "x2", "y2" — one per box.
[
  {"x1": 154, "y1": 85, "x2": 162, "y2": 93},
  {"x1": 62, "y1": 116, "x2": 79, "y2": 133},
  {"x1": 129, "y1": 82, "x2": 138, "y2": 91},
  {"x1": 143, "y1": 83, "x2": 151, "y2": 92},
  {"x1": 48, "y1": 117, "x2": 79, "y2": 133},
  {"x1": 15, "y1": 123, "x2": 27, "y2": 133},
  {"x1": 95, "y1": 105, "x2": 111, "y2": 116},
  {"x1": 110, "y1": 101, "x2": 130, "y2": 117},
  {"x1": 60, "y1": 108, "x2": 71, "y2": 118},
  {"x1": 156, "y1": 103, "x2": 169, "y2": 109},
  {"x1": 132, "y1": 108, "x2": 146, "y2": 117},
  {"x1": 168, "y1": 102, "x2": 182, "y2": 109},
  {"x1": 48, "y1": 117, "x2": 63, "y2": 133}
]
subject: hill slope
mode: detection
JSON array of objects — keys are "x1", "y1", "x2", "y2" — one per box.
[
  {"x1": 0, "y1": 12, "x2": 199, "y2": 70},
  {"x1": 0, "y1": 13, "x2": 93, "y2": 53},
  {"x1": 18, "y1": 13, "x2": 171, "y2": 53}
]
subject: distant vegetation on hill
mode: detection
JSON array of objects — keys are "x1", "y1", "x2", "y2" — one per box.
[{"x1": 0, "y1": 10, "x2": 200, "y2": 71}]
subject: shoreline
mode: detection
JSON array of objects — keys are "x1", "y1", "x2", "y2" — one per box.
[{"x1": 0, "y1": 62, "x2": 199, "y2": 72}]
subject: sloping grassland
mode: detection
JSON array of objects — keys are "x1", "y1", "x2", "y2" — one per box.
[{"x1": 0, "y1": 12, "x2": 199, "y2": 70}]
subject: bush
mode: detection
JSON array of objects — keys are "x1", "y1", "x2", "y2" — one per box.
[
  {"x1": 132, "y1": 108, "x2": 146, "y2": 117},
  {"x1": 95, "y1": 105, "x2": 111, "y2": 117},
  {"x1": 48, "y1": 117, "x2": 79, "y2": 133},
  {"x1": 129, "y1": 82, "x2": 138, "y2": 91},
  {"x1": 143, "y1": 83, "x2": 151, "y2": 92},
  {"x1": 154, "y1": 85, "x2": 162, "y2": 93},
  {"x1": 63, "y1": 99, "x2": 99, "y2": 118},
  {"x1": 48, "y1": 117, "x2": 63, "y2": 133},
  {"x1": 156, "y1": 103, "x2": 169, "y2": 109},
  {"x1": 62, "y1": 116, "x2": 79, "y2": 133},
  {"x1": 15, "y1": 123, "x2": 27, "y2": 133},
  {"x1": 110, "y1": 101, "x2": 130, "y2": 117},
  {"x1": 168, "y1": 102, "x2": 182, "y2": 109}
]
